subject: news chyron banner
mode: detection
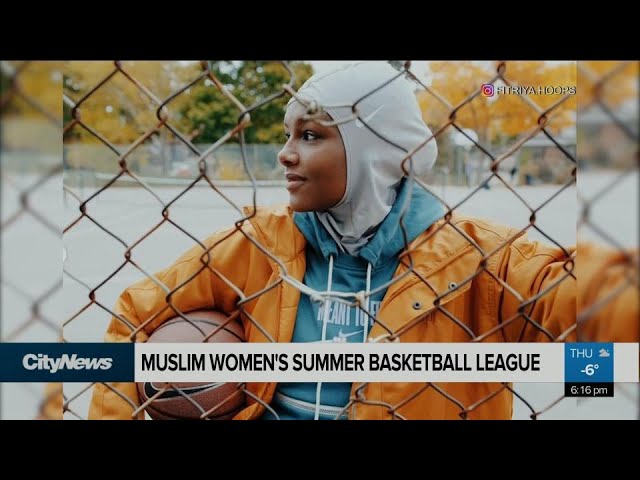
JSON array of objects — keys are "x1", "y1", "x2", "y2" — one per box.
[{"x1": 0, "y1": 343, "x2": 638, "y2": 397}]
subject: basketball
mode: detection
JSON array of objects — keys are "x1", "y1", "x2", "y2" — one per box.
[{"x1": 137, "y1": 309, "x2": 246, "y2": 420}]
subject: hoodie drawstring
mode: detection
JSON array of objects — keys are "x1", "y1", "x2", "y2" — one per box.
[
  {"x1": 363, "y1": 262, "x2": 372, "y2": 343},
  {"x1": 314, "y1": 254, "x2": 334, "y2": 420},
  {"x1": 314, "y1": 257, "x2": 373, "y2": 420}
]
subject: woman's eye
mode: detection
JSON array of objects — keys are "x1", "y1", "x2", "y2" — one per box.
[{"x1": 302, "y1": 131, "x2": 317, "y2": 141}]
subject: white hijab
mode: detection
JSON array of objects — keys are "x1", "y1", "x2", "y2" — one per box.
[{"x1": 288, "y1": 61, "x2": 438, "y2": 255}]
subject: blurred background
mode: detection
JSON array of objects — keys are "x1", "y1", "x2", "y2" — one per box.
[
  {"x1": 61, "y1": 61, "x2": 577, "y2": 189},
  {"x1": 1, "y1": 61, "x2": 64, "y2": 419},
  {"x1": 574, "y1": 61, "x2": 638, "y2": 417}
]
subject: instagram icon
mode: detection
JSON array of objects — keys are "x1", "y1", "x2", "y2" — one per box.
[{"x1": 481, "y1": 84, "x2": 494, "y2": 97}]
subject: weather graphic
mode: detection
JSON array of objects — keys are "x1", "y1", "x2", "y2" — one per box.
[{"x1": 565, "y1": 343, "x2": 614, "y2": 397}]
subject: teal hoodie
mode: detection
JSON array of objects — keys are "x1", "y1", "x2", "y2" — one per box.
[{"x1": 262, "y1": 178, "x2": 444, "y2": 420}]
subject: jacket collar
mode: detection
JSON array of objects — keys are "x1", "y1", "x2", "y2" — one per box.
[
  {"x1": 242, "y1": 203, "x2": 486, "y2": 340},
  {"x1": 292, "y1": 178, "x2": 445, "y2": 267},
  {"x1": 242, "y1": 200, "x2": 479, "y2": 285}
]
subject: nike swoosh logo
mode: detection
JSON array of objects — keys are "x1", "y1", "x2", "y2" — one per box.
[
  {"x1": 144, "y1": 382, "x2": 224, "y2": 400},
  {"x1": 337, "y1": 329, "x2": 364, "y2": 339},
  {"x1": 355, "y1": 105, "x2": 384, "y2": 128}
]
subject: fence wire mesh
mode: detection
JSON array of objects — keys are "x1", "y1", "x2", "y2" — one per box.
[
  {"x1": 1, "y1": 60, "x2": 64, "y2": 419},
  {"x1": 574, "y1": 61, "x2": 639, "y2": 418},
  {"x1": 5, "y1": 59, "x2": 631, "y2": 420}
]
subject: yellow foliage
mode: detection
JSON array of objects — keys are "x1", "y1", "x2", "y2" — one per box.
[
  {"x1": 417, "y1": 61, "x2": 578, "y2": 143},
  {"x1": 64, "y1": 61, "x2": 201, "y2": 145},
  {"x1": 577, "y1": 61, "x2": 638, "y2": 110},
  {"x1": 2, "y1": 61, "x2": 62, "y2": 119},
  {"x1": 500, "y1": 61, "x2": 576, "y2": 134}
]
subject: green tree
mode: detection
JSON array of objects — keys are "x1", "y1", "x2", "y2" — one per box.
[
  {"x1": 178, "y1": 61, "x2": 313, "y2": 144},
  {"x1": 63, "y1": 61, "x2": 313, "y2": 146}
]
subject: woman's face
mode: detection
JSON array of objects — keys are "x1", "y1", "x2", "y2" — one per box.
[{"x1": 278, "y1": 101, "x2": 347, "y2": 212}]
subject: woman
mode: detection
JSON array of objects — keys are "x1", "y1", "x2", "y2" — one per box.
[{"x1": 89, "y1": 62, "x2": 636, "y2": 420}]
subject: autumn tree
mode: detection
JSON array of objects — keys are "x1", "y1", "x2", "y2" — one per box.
[
  {"x1": 1, "y1": 61, "x2": 62, "y2": 119},
  {"x1": 577, "y1": 61, "x2": 638, "y2": 110},
  {"x1": 576, "y1": 61, "x2": 637, "y2": 170},
  {"x1": 1, "y1": 61, "x2": 62, "y2": 154},
  {"x1": 417, "y1": 61, "x2": 577, "y2": 146},
  {"x1": 63, "y1": 61, "x2": 200, "y2": 144}
]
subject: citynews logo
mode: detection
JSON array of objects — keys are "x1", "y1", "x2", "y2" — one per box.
[{"x1": 22, "y1": 353, "x2": 113, "y2": 373}]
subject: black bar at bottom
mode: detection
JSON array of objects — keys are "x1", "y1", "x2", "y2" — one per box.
[{"x1": 564, "y1": 382, "x2": 614, "y2": 397}]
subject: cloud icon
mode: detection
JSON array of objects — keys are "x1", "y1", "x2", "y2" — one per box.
[{"x1": 598, "y1": 348, "x2": 611, "y2": 357}]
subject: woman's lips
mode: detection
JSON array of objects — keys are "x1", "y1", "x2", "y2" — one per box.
[
  {"x1": 285, "y1": 173, "x2": 307, "y2": 191},
  {"x1": 286, "y1": 179, "x2": 306, "y2": 191}
]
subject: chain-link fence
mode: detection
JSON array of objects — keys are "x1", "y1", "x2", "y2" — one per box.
[
  {"x1": 2, "y1": 59, "x2": 630, "y2": 420},
  {"x1": 1, "y1": 60, "x2": 64, "y2": 419},
  {"x1": 574, "y1": 61, "x2": 639, "y2": 418}
]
